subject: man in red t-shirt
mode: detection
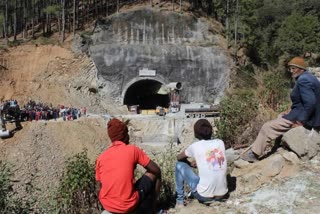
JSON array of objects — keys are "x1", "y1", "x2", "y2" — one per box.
[{"x1": 96, "y1": 118, "x2": 161, "y2": 214}]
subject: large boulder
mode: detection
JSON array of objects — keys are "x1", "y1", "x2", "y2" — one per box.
[{"x1": 282, "y1": 127, "x2": 320, "y2": 160}]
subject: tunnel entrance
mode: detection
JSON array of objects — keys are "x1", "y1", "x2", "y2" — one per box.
[{"x1": 123, "y1": 79, "x2": 170, "y2": 110}]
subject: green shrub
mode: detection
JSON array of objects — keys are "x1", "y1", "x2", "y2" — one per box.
[
  {"x1": 217, "y1": 68, "x2": 291, "y2": 147},
  {"x1": 134, "y1": 144, "x2": 177, "y2": 209},
  {"x1": 235, "y1": 64, "x2": 258, "y2": 89},
  {"x1": 56, "y1": 149, "x2": 101, "y2": 214},
  {"x1": 258, "y1": 70, "x2": 291, "y2": 111},
  {"x1": 153, "y1": 144, "x2": 177, "y2": 208},
  {"x1": 216, "y1": 89, "x2": 258, "y2": 148}
]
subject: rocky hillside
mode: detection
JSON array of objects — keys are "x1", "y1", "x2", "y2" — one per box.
[{"x1": 1, "y1": 8, "x2": 320, "y2": 214}]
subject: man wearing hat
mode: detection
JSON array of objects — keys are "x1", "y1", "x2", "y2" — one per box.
[
  {"x1": 175, "y1": 119, "x2": 228, "y2": 207},
  {"x1": 241, "y1": 56, "x2": 320, "y2": 162},
  {"x1": 96, "y1": 118, "x2": 162, "y2": 214}
]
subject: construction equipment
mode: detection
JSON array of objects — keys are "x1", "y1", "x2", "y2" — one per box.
[
  {"x1": 128, "y1": 105, "x2": 139, "y2": 114},
  {"x1": 169, "y1": 105, "x2": 180, "y2": 113},
  {"x1": 157, "y1": 82, "x2": 182, "y2": 95},
  {"x1": 0, "y1": 129, "x2": 9, "y2": 137},
  {"x1": 0, "y1": 106, "x2": 10, "y2": 137},
  {"x1": 155, "y1": 106, "x2": 167, "y2": 116},
  {"x1": 157, "y1": 82, "x2": 182, "y2": 113},
  {"x1": 156, "y1": 83, "x2": 220, "y2": 118},
  {"x1": 184, "y1": 104, "x2": 220, "y2": 118},
  {"x1": 0, "y1": 101, "x2": 22, "y2": 138}
]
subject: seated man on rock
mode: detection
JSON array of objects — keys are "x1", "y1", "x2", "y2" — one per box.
[
  {"x1": 175, "y1": 119, "x2": 228, "y2": 207},
  {"x1": 241, "y1": 56, "x2": 320, "y2": 162},
  {"x1": 96, "y1": 118, "x2": 162, "y2": 214}
]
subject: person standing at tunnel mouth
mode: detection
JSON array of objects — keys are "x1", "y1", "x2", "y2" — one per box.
[
  {"x1": 96, "y1": 118, "x2": 162, "y2": 214},
  {"x1": 175, "y1": 119, "x2": 228, "y2": 207}
]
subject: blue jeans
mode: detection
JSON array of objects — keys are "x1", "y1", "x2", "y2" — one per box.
[{"x1": 175, "y1": 161, "x2": 199, "y2": 203}]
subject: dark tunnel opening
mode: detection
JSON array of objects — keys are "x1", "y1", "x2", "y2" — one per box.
[{"x1": 123, "y1": 79, "x2": 170, "y2": 110}]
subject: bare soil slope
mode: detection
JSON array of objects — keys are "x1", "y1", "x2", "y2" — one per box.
[
  {"x1": 0, "y1": 44, "x2": 127, "y2": 114},
  {"x1": 1, "y1": 45, "x2": 74, "y2": 102},
  {"x1": 0, "y1": 117, "x2": 109, "y2": 203}
]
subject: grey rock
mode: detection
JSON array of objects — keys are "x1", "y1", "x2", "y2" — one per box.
[
  {"x1": 260, "y1": 154, "x2": 284, "y2": 177},
  {"x1": 281, "y1": 151, "x2": 300, "y2": 164},
  {"x1": 282, "y1": 126, "x2": 320, "y2": 160},
  {"x1": 226, "y1": 148, "x2": 239, "y2": 163},
  {"x1": 72, "y1": 34, "x2": 91, "y2": 55},
  {"x1": 234, "y1": 159, "x2": 250, "y2": 168}
]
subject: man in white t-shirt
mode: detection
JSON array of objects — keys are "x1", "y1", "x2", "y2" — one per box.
[{"x1": 175, "y1": 119, "x2": 228, "y2": 207}]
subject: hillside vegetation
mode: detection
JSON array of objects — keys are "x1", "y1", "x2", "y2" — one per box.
[{"x1": 1, "y1": 0, "x2": 320, "y2": 65}]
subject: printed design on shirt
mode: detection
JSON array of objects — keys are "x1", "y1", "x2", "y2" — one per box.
[{"x1": 206, "y1": 148, "x2": 225, "y2": 168}]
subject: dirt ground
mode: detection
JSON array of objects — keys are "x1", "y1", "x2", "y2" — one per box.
[{"x1": 1, "y1": 43, "x2": 320, "y2": 214}]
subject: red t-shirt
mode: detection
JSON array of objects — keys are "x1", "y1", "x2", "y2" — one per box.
[{"x1": 95, "y1": 141, "x2": 150, "y2": 213}]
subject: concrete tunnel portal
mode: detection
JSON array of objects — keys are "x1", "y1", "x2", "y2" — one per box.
[{"x1": 123, "y1": 79, "x2": 170, "y2": 110}]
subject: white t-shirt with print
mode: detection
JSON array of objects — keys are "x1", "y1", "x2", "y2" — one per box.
[{"x1": 185, "y1": 139, "x2": 228, "y2": 197}]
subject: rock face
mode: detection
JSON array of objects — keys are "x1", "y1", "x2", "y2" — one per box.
[
  {"x1": 89, "y1": 8, "x2": 231, "y2": 106},
  {"x1": 231, "y1": 127, "x2": 320, "y2": 196},
  {"x1": 232, "y1": 149, "x2": 301, "y2": 194}
]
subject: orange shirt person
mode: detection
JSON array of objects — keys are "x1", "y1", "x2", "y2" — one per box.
[{"x1": 96, "y1": 118, "x2": 161, "y2": 214}]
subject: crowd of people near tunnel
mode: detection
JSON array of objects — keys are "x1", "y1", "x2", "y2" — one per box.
[{"x1": 1, "y1": 99, "x2": 87, "y2": 122}]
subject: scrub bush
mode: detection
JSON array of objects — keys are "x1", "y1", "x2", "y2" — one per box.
[
  {"x1": 153, "y1": 144, "x2": 177, "y2": 208},
  {"x1": 134, "y1": 144, "x2": 177, "y2": 209},
  {"x1": 56, "y1": 149, "x2": 101, "y2": 214},
  {"x1": 257, "y1": 70, "x2": 291, "y2": 112},
  {"x1": 216, "y1": 89, "x2": 258, "y2": 148}
]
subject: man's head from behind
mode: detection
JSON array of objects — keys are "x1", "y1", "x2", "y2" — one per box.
[
  {"x1": 194, "y1": 119, "x2": 213, "y2": 140},
  {"x1": 107, "y1": 118, "x2": 129, "y2": 144}
]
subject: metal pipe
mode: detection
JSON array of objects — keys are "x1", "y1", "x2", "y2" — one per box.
[{"x1": 157, "y1": 82, "x2": 182, "y2": 94}]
